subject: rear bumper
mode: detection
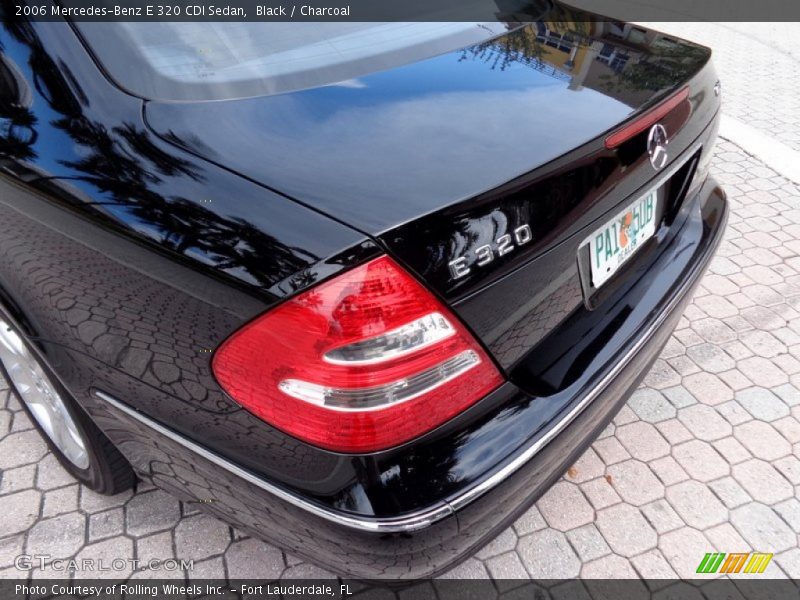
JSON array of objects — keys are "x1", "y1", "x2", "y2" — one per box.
[
  {"x1": 92, "y1": 177, "x2": 727, "y2": 578},
  {"x1": 450, "y1": 182, "x2": 728, "y2": 555}
]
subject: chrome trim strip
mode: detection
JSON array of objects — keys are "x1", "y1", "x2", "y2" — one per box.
[
  {"x1": 94, "y1": 173, "x2": 723, "y2": 534},
  {"x1": 94, "y1": 389, "x2": 453, "y2": 533},
  {"x1": 448, "y1": 207, "x2": 720, "y2": 510},
  {"x1": 451, "y1": 149, "x2": 713, "y2": 513}
]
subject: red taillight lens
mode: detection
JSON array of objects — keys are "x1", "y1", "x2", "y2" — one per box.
[
  {"x1": 212, "y1": 255, "x2": 504, "y2": 453},
  {"x1": 604, "y1": 86, "x2": 690, "y2": 149}
]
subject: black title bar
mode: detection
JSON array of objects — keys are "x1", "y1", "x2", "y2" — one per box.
[{"x1": 6, "y1": 0, "x2": 800, "y2": 21}]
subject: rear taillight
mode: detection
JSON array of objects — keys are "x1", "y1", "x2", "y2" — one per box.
[{"x1": 212, "y1": 255, "x2": 504, "y2": 453}]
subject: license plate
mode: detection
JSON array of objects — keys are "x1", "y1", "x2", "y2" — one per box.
[{"x1": 588, "y1": 189, "x2": 658, "y2": 288}]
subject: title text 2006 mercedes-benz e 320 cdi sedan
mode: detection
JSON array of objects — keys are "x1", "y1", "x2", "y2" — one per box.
[{"x1": 0, "y1": 5, "x2": 726, "y2": 578}]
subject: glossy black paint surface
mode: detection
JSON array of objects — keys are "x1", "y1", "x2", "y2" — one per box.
[
  {"x1": 456, "y1": 114, "x2": 719, "y2": 372},
  {"x1": 1, "y1": 7, "x2": 727, "y2": 578},
  {"x1": 0, "y1": 20, "x2": 374, "y2": 299},
  {"x1": 140, "y1": 10, "x2": 718, "y2": 376},
  {"x1": 0, "y1": 17, "x2": 386, "y2": 509},
  {"x1": 83, "y1": 180, "x2": 728, "y2": 577},
  {"x1": 145, "y1": 12, "x2": 711, "y2": 238}
]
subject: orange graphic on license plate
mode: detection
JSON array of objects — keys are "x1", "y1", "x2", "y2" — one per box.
[{"x1": 619, "y1": 212, "x2": 633, "y2": 248}]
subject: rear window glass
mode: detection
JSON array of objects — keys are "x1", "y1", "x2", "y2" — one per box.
[{"x1": 74, "y1": 22, "x2": 512, "y2": 101}]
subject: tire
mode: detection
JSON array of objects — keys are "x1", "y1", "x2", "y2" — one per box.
[{"x1": 0, "y1": 315, "x2": 135, "y2": 495}]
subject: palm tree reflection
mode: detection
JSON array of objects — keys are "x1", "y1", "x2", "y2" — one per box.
[{"x1": 1, "y1": 20, "x2": 315, "y2": 290}]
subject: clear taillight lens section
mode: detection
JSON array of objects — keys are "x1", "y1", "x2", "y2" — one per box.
[
  {"x1": 279, "y1": 350, "x2": 480, "y2": 410},
  {"x1": 323, "y1": 312, "x2": 455, "y2": 365},
  {"x1": 212, "y1": 255, "x2": 503, "y2": 453}
]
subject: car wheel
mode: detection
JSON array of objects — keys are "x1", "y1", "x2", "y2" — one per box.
[{"x1": 0, "y1": 315, "x2": 135, "y2": 494}]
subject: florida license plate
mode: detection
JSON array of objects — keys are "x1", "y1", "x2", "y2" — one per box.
[{"x1": 588, "y1": 189, "x2": 658, "y2": 288}]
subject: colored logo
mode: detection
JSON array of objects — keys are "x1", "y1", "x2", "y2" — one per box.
[
  {"x1": 696, "y1": 552, "x2": 773, "y2": 574},
  {"x1": 619, "y1": 212, "x2": 633, "y2": 248}
]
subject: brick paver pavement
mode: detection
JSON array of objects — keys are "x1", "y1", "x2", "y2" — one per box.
[
  {"x1": 1, "y1": 22, "x2": 800, "y2": 585},
  {"x1": 646, "y1": 22, "x2": 800, "y2": 151}
]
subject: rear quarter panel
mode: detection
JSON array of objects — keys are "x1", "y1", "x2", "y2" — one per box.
[{"x1": 0, "y1": 19, "x2": 383, "y2": 506}]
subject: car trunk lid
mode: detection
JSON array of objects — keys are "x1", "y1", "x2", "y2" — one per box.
[
  {"x1": 144, "y1": 18, "x2": 709, "y2": 233},
  {"x1": 144, "y1": 16, "x2": 715, "y2": 373}
]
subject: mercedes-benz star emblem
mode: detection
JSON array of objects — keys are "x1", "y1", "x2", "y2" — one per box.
[{"x1": 647, "y1": 123, "x2": 669, "y2": 171}]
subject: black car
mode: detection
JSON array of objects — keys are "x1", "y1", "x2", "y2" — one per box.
[{"x1": 0, "y1": 5, "x2": 727, "y2": 578}]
